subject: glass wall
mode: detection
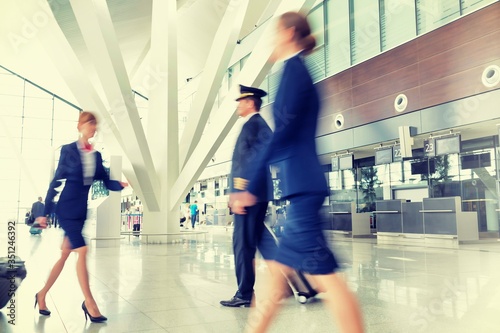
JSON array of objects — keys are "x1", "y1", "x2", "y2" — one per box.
[
  {"x1": 380, "y1": 0, "x2": 417, "y2": 51},
  {"x1": 349, "y1": 0, "x2": 381, "y2": 65},
  {"x1": 0, "y1": 67, "x2": 81, "y2": 223},
  {"x1": 326, "y1": 0, "x2": 351, "y2": 74}
]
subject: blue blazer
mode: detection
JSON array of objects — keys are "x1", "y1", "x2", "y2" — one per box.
[
  {"x1": 230, "y1": 113, "x2": 272, "y2": 202},
  {"x1": 247, "y1": 54, "x2": 328, "y2": 199},
  {"x1": 44, "y1": 141, "x2": 124, "y2": 220}
]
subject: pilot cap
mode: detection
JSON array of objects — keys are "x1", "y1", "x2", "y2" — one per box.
[{"x1": 235, "y1": 85, "x2": 267, "y2": 101}]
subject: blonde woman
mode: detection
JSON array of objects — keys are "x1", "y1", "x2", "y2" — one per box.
[{"x1": 34, "y1": 111, "x2": 127, "y2": 322}]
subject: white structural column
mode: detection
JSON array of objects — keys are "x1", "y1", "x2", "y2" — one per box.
[
  {"x1": 170, "y1": 0, "x2": 317, "y2": 210},
  {"x1": 179, "y1": 0, "x2": 250, "y2": 168},
  {"x1": 69, "y1": 0, "x2": 161, "y2": 211},
  {"x1": 141, "y1": 0, "x2": 179, "y2": 240},
  {"x1": 94, "y1": 155, "x2": 123, "y2": 248},
  {"x1": 13, "y1": 0, "x2": 147, "y2": 204}
]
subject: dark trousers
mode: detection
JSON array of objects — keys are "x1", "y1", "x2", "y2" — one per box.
[
  {"x1": 233, "y1": 201, "x2": 276, "y2": 300},
  {"x1": 190, "y1": 215, "x2": 196, "y2": 228}
]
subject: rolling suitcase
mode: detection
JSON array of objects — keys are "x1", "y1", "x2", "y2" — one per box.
[
  {"x1": 264, "y1": 221, "x2": 318, "y2": 304},
  {"x1": 0, "y1": 256, "x2": 27, "y2": 309},
  {"x1": 29, "y1": 226, "x2": 43, "y2": 235}
]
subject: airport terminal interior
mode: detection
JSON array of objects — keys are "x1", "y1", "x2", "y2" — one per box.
[{"x1": 1, "y1": 0, "x2": 500, "y2": 332}]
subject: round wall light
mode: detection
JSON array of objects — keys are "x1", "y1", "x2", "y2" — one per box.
[
  {"x1": 394, "y1": 93, "x2": 408, "y2": 112},
  {"x1": 334, "y1": 114, "x2": 344, "y2": 129},
  {"x1": 482, "y1": 65, "x2": 500, "y2": 88}
]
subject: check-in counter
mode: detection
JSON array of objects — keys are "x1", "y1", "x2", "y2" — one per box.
[
  {"x1": 376, "y1": 200, "x2": 426, "y2": 246},
  {"x1": 374, "y1": 200, "x2": 404, "y2": 233},
  {"x1": 374, "y1": 200, "x2": 404, "y2": 244},
  {"x1": 402, "y1": 202, "x2": 424, "y2": 234},
  {"x1": 421, "y1": 196, "x2": 478, "y2": 247},
  {"x1": 376, "y1": 197, "x2": 478, "y2": 248},
  {"x1": 326, "y1": 202, "x2": 371, "y2": 237}
]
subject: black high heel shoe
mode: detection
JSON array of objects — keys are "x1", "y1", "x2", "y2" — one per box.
[
  {"x1": 82, "y1": 301, "x2": 107, "y2": 323},
  {"x1": 34, "y1": 293, "x2": 51, "y2": 316}
]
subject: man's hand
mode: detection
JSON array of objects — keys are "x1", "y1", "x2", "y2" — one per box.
[
  {"x1": 229, "y1": 191, "x2": 257, "y2": 215},
  {"x1": 231, "y1": 199, "x2": 246, "y2": 215}
]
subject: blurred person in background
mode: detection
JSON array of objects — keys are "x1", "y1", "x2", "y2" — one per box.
[{"x1": 31, "y1": 196, "x2": 45, "y2": 224}]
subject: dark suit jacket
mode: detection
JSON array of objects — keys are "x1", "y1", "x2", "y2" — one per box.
[
  {"x1": 230, "y1": 113, "x2": 272, "y2": 202},
  {"x1": 247, "y1": 54, "x2": 328, "y2": 199},
  {"x1": 31, "y1": 201, "x2": 45, "y2": 219},
  {"x1": 44, "y1": 141, "x2": 124, "y2": 220}
]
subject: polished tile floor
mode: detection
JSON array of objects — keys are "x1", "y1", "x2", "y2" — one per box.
[{"x1": 2, "y1": 223, "x2": 500, "y2": 332}]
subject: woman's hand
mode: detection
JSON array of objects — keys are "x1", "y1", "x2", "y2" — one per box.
[
  {"x1": 120, "y1": 181, "x2": 128, "y2": 187},
  {"x1": 33, "y1": 217, "x2": 48, "y2": 229}
]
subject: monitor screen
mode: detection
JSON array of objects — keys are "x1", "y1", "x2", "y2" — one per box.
[
  {"x1": 339, "y1": 155, "x2": 354, "y2": 170},
  {"x1": 460, "y1": 153, "x2": 491, "y2": 170},
  {"x1": 435, "y1": 135, "x2": 461, "y2": 156},
  {"x1": 411, "y1": 160, "x2": 436, "y2": 175},
  {"x1": 375, "y1": 147, "x2": 393, "y2": 165}
]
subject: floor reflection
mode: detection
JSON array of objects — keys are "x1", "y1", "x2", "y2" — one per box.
[{"x1": 1, "y1": 224, "x2": 500, "y2": 332}]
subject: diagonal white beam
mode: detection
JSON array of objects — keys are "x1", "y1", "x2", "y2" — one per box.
[
  {"x1": 170, "y1": 0, "x2": 317, "y2": 210},
  {"x1": 69, "y1": 0, "x2": 161, "y2": 211},
  {"x1": 13, "y1": 0, "x2": 146, "y2": 202},
  {"x1": 179, "y1": 0, "x2": 250, "y2": 168},
  {"x1": 129, "y1": 38, "x2": 151, "y2": 80},
  {"x1": 129, "y1": 0, "x2": 205, "y2": 82}
]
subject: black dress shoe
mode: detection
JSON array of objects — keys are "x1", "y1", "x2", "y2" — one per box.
[
  {"x1": 82, "y1": 301, "x2": 107, "y2": 323},
  {"x1": 34, "y1": 293, "x2": 51, "y2": 316},
  {"x1": 220, "y1": 296, "x2": 251, "y2": 307}
]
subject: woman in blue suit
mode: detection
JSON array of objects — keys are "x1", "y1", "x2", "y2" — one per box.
[
  {"x1": 34, "y1": 111, "x2": 127, "y2": 322},
  {"x1": 232, "y1": 12, "x2": 364, "y2": 333}
]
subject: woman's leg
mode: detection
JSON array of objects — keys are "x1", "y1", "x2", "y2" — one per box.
[
  {"x1": 309, "y1": 273, "x2": 364, "y2": 333},
  {"x1": 36, "y1": 237, "x2": 72, "y2": 309},
  {"x1": 245, "y1": 261, "x2": 291, "y2": 333},
  {"x1": 73, "y1": 245, "x2": 102, "y2": 317}
]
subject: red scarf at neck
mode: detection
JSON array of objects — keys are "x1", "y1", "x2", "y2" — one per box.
[{"x1": 82, "y1": 142, "x2": 92, "y2": 151}]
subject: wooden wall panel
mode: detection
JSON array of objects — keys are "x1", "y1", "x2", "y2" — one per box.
[
  {"x1": 420, "y1": 62, "x2": 499, "y2": 108},
  {"x1": 420, "y1": 30, "x2": 500, "y2": 85},
  {"x1": 418, "y1": 2, "x2": 500, "y2": 60},
  {"x1": 352, "y1": 40, "x2": 419, "y2": 87},
  {"x1": 399, "y1": 87, "x2": 422, "y2": 114},
  {"x1": 320, "y1": 89, "x2": 352, "y2": 114},
  {"x1": 317, "y1": 109, "x2": 353, "y2": 136},
  {"x1": 314, "y1": 2, "x2": 500, "y2": 132},
  {"x1": 352, "y1": 64, "x2": 419, "y2": 106},
  {"x1": 317, "y1": 87, "x2": 422, "y2": 136},
  {"x1": 317, "y1": 69, "x2": 352, "y2": 99},
  {"x1": 316, "y1": 114, "x2": 336, "y2": 136},
  {"x1": 350, "y1": 97, "x2": 396, "y2": 125},
  {"x1": 317, "y1": 86, "x2": 422, "y2": 136}
]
